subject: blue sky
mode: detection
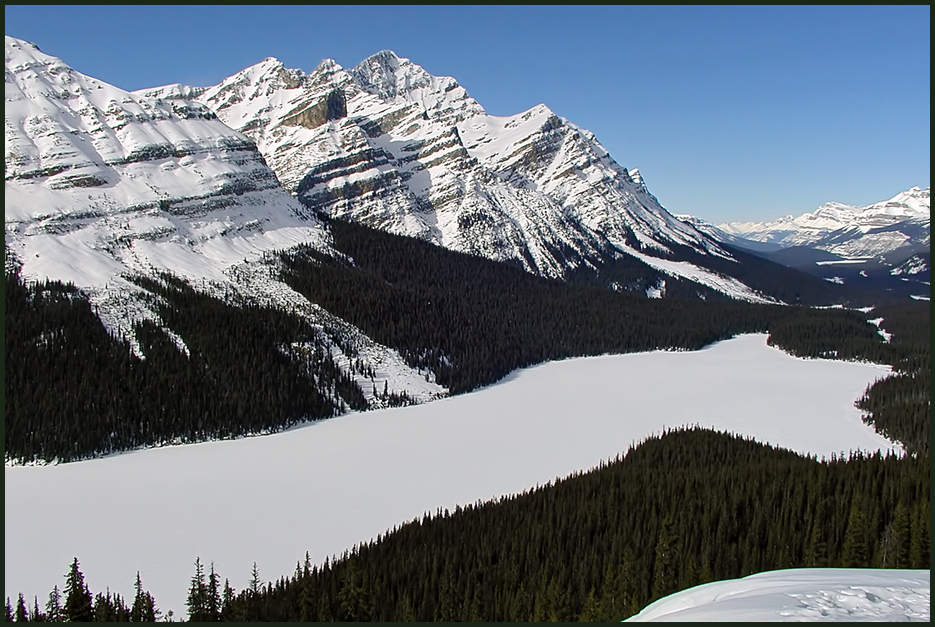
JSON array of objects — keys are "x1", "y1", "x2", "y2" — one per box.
[{"x1": 5, "y1": 5, "x2": 930, "y2": 224}]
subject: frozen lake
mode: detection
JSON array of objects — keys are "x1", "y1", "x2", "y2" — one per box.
[{"x1": 5, "y1": 334, "x2": 895, "y2": 616}]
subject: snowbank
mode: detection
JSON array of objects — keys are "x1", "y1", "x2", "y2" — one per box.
[{"x1": 626, "y1": 568, "x2": 930, "y2": 622}]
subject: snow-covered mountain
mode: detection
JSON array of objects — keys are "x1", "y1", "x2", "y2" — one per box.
[
  {"x1": 144, "y1": 50, "x2": 779, "y2": 303},
  {"x1": 5, "y1": 36, "x2": 321, "y2": 306},
  {"x1": 675, "y1": 214, "x2": 784, "y2": 254},
  {"x1": 720, "y1": 187, "x2": 931, "y2": 258},
  {"x1": 4, "y1": 36, "x2": 445, "y2": 404}
]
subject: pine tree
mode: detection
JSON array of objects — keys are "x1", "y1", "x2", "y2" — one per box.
[
  {"x1": 92, "y1": 591, "x2": 114, "y2": 622},
  {"x1": 62, "y1": 558, "x2": 93, "y2": 622},
  {"x1": 30, "y1": 598, "x2": 43, "y2": 624},
  {"x1": 909, "y1": 507, "x2": 929, "y2": 568},
  {"x1": 186, "y1": 558, "x2": 207, "y2": 622},
  {"x1": 841, "y1": 504, "x2": 869, "y2": 568},
  {"x1": 880, "y1": 522, "x2": 898, "y2": 568},
  {"x1": 131, "y1": 572, "x2": 156, "y2": 622},
  {"x1": 891, "y1": 501, "x2": 911, "y2": 569},
  {"x1": 44, "y1": 587, "x2": 61, "y2": 623},
  {"x1": 651, "y1": 516, "x2": 679, "y2": 601},
  {"x1": 598, "y1": 562, "x2": 621, "y2": 620},
  {"x1": 249, "y1": 562, "x2": 261, "y2": 597},
  {"x1": 206, "y1": 563, "x2": 221, "y2": 621},
  {"x1": 245, "y1": 562, "x2": 262, "y2": 621},
  {"x1": 14, "y1": 595, "x2": 27, "y2": 623},
  {"x1": 806, "y1": 520, "x2": 828, "y2": 567},
  {"x1": 578, "y1": 587, "x2": 600, "y2": 621},
  {"x1": 337, "y1": 560, "x2": 371, "y2": 621},
  {"x1": 5, "y1": 598, "x2": 13, "y2": 623}
]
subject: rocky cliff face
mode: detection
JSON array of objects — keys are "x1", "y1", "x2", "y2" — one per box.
[{"x1": 185, "y1": 50, "x2": 757, "y2": 293}]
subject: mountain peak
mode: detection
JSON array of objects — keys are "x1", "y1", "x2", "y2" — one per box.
[
  {"x1": 350, "y1": 49, "x2": 415, "y2": 99},
  {"x1": 368, "y1": 49, "x2": 402, "y2": 63},
  {"x1": 314, "y1": 58, "x2": 342, "y2": 73},
  {"x1": 5, "y1": 35, "x2": 57, "y2": 70},
  {"x1": 5, "y1": 35, "x2": 40, "y2": 53}
]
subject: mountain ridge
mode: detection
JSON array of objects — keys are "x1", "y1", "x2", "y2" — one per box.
[
  {"x1": 719, "y1": 186, "x2": 930, "y2": 257},
  {"x1": 150, "y1": 49, "x2": 793, "y2": 303}
]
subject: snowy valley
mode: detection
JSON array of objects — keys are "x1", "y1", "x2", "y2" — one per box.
[{"x1": 5, "y1": 32, "x2": 930, "y2": 623}]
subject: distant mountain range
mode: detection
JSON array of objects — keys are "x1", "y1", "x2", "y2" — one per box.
[
  {"x1": 719, "y1": 186, "x2": 930, "y2": 258},
  {"x1": 679, "y1": 188, "x2": 929, "y2": 295}
]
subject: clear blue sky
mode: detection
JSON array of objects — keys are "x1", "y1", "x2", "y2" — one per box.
[{"x1": 5, "y1": 5, "x2": 930, "y2": 224}]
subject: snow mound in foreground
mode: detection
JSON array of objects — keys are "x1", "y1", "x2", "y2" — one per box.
[{"x1": 625, "y1": 568, "x2": 930, "y2": 622}]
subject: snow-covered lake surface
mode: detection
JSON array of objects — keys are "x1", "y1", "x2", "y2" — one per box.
[
  {"x1": 5, "y1": 334, "x2": 895, "y2": 616},
  {"x1": 626, "y1": 568, "x2": 930, "y2": 622}
]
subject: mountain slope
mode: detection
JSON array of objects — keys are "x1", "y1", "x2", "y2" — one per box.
[
  {"x1": 4, "y1": 36, "x2": 446, "y2": 405},
  {"x1": 720, "y1": 186, "x2": 931, "y2": 257},
  {"x1": 172, "y1": 51, "x2": 789, "y2": 303},
  {"x1": 4, "y1": 36, "x2": 319, "y2": 331}
]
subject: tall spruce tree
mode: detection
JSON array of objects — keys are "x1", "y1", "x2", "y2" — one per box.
[
  {"x1": 44, "y1": 587, "x2": 61, "y2": 623},
  {"x1": 206, "y1": 563, "x2": 221, "y2": 621},
  {"x1": 130, "y1": 572, "x2": 156, "y2": 622},
  {"x1": 651, "y1": 516, "x2": 679, "y2": 601},
  {"x1": 62, "y1": 558, "x2": 93, "y2": 622},
  {"x1": 890, "y1": 501, "x2": 911, "y2": 569},
  {"x1": 14, "y1": 594, "x2": 27, "y2": 623},
  {"x1": 841, "y1": 504, "x2": 869, "y2": 568},
  {"x1": 186, "y1": 558, "x2": 208, "y2": 622}
]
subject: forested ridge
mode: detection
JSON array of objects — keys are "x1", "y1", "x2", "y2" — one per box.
[
  {"x1": 4, "y1": 270, "x2": 366, "y2": 463},
  {"x1": 853, "y1": 301, "x2": 931, "y2": 454},
  {"x1": 6, "y1": 428, "x2": 929, "y2": 622},
  {"x1": 280, "y1": 219, "x2": 889, "y2": 395}
]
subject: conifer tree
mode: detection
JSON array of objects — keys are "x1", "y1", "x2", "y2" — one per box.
[
  {"x1": 221, "y1": 579, "x2": 235, "y2": 621},
  {"x1": 880, "y1": 522, "x2": 898, "y2": 568},
  {"x1": 245, "y1": 562, "x2": 262, "y2": 621},
  {"x1": 62, "y1": 558, "x2": 93, "y2": 622},
  {"x1": 806, "y1": 520, "x2": 828, "y2": 567},
  {"x1": 206, "y1": 563, "x2": 221, "y2": 621},
  {"x1": 14, "y1": 594, "x2": 27, "y2": 623},
  {"x1": 5, "y1": 598, "x2": 13, "y2": 623},
  {"x1": 44, "y1": 587, "x2": 61, "y2": 623},
  {"x1": 578, "y1": 587, "x2": 600, "y2": 621},
  {"x1": 186, "y1": 558, "x2": 207, "y2": 622},
  {"x1": 30, "y1": 598, "x2": 43, "y2": 624},
  {"x1": 131, "y1": 572, "x2": 156, "y2": 622},
  {"x1": 651, "y1": 516, "x2": 679, "y2": 601},
  {"x1": 841, "y1": 504, "x2": 869, "y2": 568},
  {"x1": 909, "y1": 507, "x2": 929, "y2": 568},
  {"x1": 891, "y1": 501, "x2": 911, "y2": 569}
]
